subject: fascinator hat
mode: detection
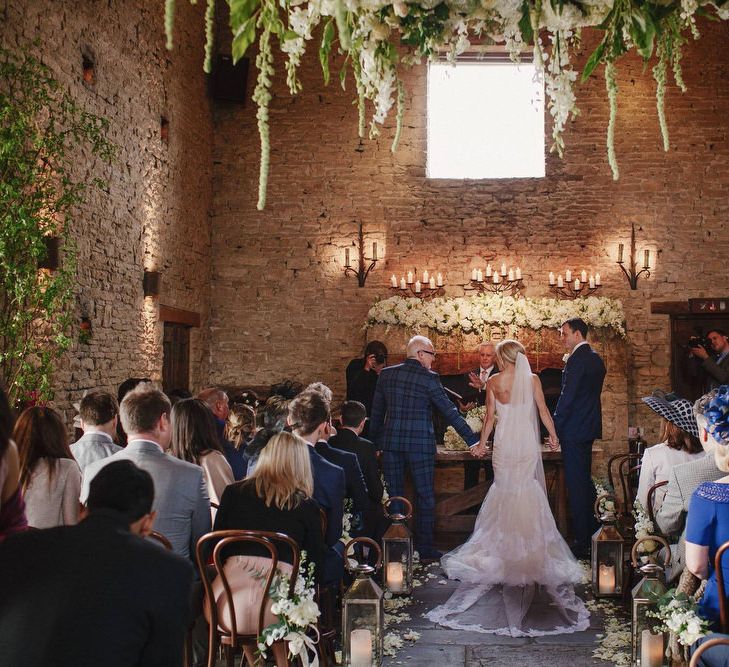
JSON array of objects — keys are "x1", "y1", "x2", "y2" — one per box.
[
  {"x1": 642, "y1": 390, "x2": 699, "y2": 438},
  {"x1": 701, "y1": 386, "x2": 729, "y2": 447}
]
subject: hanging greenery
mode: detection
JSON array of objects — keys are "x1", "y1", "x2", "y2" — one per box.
[
  {"x1": 167, "y1": 0, "x2": 728, "y2": 208},
  {"x1": 0, "y1": 48, "x2": 116, "y2": 404}
]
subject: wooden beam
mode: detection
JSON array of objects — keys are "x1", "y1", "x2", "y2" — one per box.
[
  {"x1": 159, "y1": 305, "x2": 201, "y2": 327},
  {"x1": 651, "y1": 301, "x2": 689, "y2": 315}
]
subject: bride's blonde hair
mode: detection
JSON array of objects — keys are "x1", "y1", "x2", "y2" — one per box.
[{"x1": 496, "y1": 339, "x2": 526, "y2": 367}]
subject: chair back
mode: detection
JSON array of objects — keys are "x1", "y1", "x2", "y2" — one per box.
[
  {"x1": 646, "y1": 480, "x2": 669, "y2": 525},
  {"x1": 148, "y1": 530, "x2": 173, "y2": 550},
  {"x1": 715, "y1": 540, "x2": 729, "y2": 633},
  {"x1": 607, "y1": 453, "x2": 632, "y2": 493},
  {"x1": 195, "y1": 530, "x2": 300, "y2": 645},
  {"x1": 689, "y1": 637, "x2": 729, "y2": 667},
  {"x1": 618, "y1": 454, "x2": 642, "y2": 514}
]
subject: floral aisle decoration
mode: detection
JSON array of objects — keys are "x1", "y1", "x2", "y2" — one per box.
[
  {"x1": 367, "y1": 294, "x2": 626, "y2": 337},
  {"x1": 165, "y1": 0, "x2": 729, "y2": 208},
  {"x1": 443, "y1": 404, "x2": 486, "y2": 450},
  {"x1": 341, "y1": 498, "x2": 354, "y2": 544},
  {"x1": 648, "y1": 590, "x2": 711, "y2": 652},
  {"x1": 594, "y1": 477, "x2": 618, "y2": 517},
  {"x1": 633, "y1": 500, "x2": 660, "y2": 560},
  {"x1": 257, "y1": 555, "x2": 321, "y2": 666}
]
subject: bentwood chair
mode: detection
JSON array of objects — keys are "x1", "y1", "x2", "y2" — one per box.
[
  {"x1": 196, "y1": 530, "x2": 301, "y2": 667},
  {"x1": 689, "y1": 637, "x2": 729, "y2": 666},
  {"x1": 148, "y1": 530, "x2": 173, "y2": 551},
  {"x1": 646, "y1": 480, "x2": 669, "y2": 527},
  {"x1": 618, "y1": 454, "x2": 643, "y2": 516}
]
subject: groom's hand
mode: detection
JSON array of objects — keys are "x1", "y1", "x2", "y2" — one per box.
[{"x1": 469, "y1": 444, "x2": 484, "y2": 458}]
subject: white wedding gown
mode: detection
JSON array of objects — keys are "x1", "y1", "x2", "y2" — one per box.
[{"x1": 425, "y1": 353, "x2": 589, "y2": 637}]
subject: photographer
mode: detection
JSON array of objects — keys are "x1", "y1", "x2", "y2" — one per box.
[
  {"x1": 689, "y1": 329, "x2": 729, "y2": 389},
  {"x1": 346, "y1": 341, "x2": 388, "y2": 420}
]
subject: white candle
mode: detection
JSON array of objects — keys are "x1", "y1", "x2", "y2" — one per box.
[
  {"x1": 485, "y1": 264, "x2": 492, "y2": 277},
  {"x1": 598, "y1": 564, "x2": 616, "y2": 594},
  {"x1": 500, "y1": 262, "x2": 507, "y2": 276},
  {"x1": 407, "y1": 271, "x2": 413, "y2": 284},
  {"x1": 508, "y1": 269, "x2": 515, "y2": 281},
  {"x1": 595, "y1": 272, "x2": 602, "y2": 285},
  {"x1": 350, "y1": 628, "x2": 373, "y2": 667},
  {"x1": 391, "y1": 275, "x2": 398, "y2": 288},
  {"x1": 415, "y1": 280, "x2": 421, "y2": 294},
  {"x1": 515, "y1": 267, "x2": 522, "y2": 280},
  {"x1": 549, "y1": 272, "x2": 556, "y2": 285},
  {"x1": 471, "y1": 268, "x2": 478, "y2": 281},
  {"x1": 565, "y1": 269, "x2": 572, "y2": 282},
  {"x1": 372, "y1": 242, "x2": 378, "y2": 261},
  {"x1": 581, "y1": 269, "x2": 587, "y2": 283},
  {"x1": 640, "y1": 629, "x2": 663, "y2": 667},
  {"x1": 386, "y1": 563, "x2": 404, "y2": 592},
  {"x1": 589, "y1": 276, "x2": 596, "y2": 289},
  {"x1": 436, "y1": 273, "x2": 443, "y2": 287},
  {"x1": 423, "y1": 270, "x2": 429, "y2": 284},
  {"x1": 574, "y1": 278, "x2": 581, "y2": 291},
  {"x1": 557, "y1": 275, "x2": 564, "y2": 288},
  {"x1": 345, "y1": 248, "x2": 351, "y2": 267},
  {"x1": 476, "y1": 269, "x2": 483, "y2": 282},
  {"x1": 429, "y1": 277, "x2": 436, "y2": 289},
  {"x1": 400, "y1": 277, "x2": 406, "y2": 290},
  {"x1": 493, "y1": 273, "x2": 500, "y2": 284}
]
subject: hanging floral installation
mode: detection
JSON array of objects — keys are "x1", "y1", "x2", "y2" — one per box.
[{"x1": 165, "y1": 0, "x2": 728, "y2": 208}]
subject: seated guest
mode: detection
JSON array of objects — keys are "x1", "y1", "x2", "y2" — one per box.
[
  {"x1": 0, "y1": 460, "x2": 194, "y2": 667},
  {"x1": 213, "y1": 431, "x2": 324, "y2": 581},
  {"x1": 228, "y1": 388, "x2": 260, "y2": 410},
  {"x1": 198, "y1": 387, "x2": 245, "y2": 480},
  {"x1": 116, "y1": 377, "x2": 151, "y2": 446},
  {"x1": 82, "y1": 383, "x2": 211, "y2": 561},
  {"x1": 329, "y1": 401, "x2": 388, "y2": 543},
  {"x1": 167, "y1": 387, "x2": 192, "y2": 406},
  {"x1": 686, "y1": 386, "x2": 729, "y2": 628},
  {"x1": 171, "y1": 398, "x2": 234, "y2": 507},
  {"x1": 289, "y1": 390, "x2": 346, "y2": 584},
  {"x1": 0, "y1": 385, "x2": 26, "y2": 540},
  {"x1": 269, "y1": 379, "x2": 303, "y2": 401},
  {"x1": 224, "y1": 403, "x2": 256, "y2": 480},
  {"x1": 70, "y1": 390, "x2": 122, "y2": 472},
  {"x1": 346, "y1": 340, "x2": 388, "y2": 418},
  {"x1": 245, "y1": 395, "x2": 291, "y2": 475},
  {"x1": 637, "y1": 392, "x2": 704, "y2": 510},
  {"x1": 15, "y1": 407, "x2": 81, "y2": 528}
]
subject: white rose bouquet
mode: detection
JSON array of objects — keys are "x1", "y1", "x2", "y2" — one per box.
[
  {"x1": 443, "y1": 405, "x2": 487, "y2": 451},
  {"x1": 648, "y1": 590, "x2": 710, "y2": 648},
  {"x1": 633, "y1": 500, "x2": 659, "y2": 558}
]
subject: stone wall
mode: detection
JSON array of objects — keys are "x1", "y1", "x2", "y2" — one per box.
[
  {"x1": 209, "y1": 21, "x2": 729, "y2": 472},
  {"x1": 2, "y1": 1, "x2": 214, "y2": 423}
]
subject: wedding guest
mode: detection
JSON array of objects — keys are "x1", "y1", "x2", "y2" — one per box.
[
  {"x1": 166, "y1": 387, "x2": 192, "y2": 406},
  {"x1": 0, "y1": 459, "x2": 194, "y2": 667},
  {"x1": 228, "y1": 388, "x2": 260, "y2": 410},
  {"x1": 0, "y1": 385, "x2": 26, "y2": 540},
  {"x1": 637, "y1": 392, "x2": 704, "y2": 511},
  {"x1": 171, "y1": 399, "x2": 234, "y2": 508},
  {"x1": 686, "y1": 386, "x2": 729, "y2": 628},
  {"x1": 70, "y1": 390, "x2": 122, "y2": 473},
  {"x1": 306, "y1": 381, "x2": 333, "y2": 404},
  {"x1": 198, "y1": 387, "x2": 244, "y2": 478},
  {"x1": 268, "y1": 379, "x2": 303, "y2": 401},
  {"x1": 346, "y1": 340, "x2": 388, "y2": 418},
  {"x1": 15, "y1": 406, "x2": 81, "y2": 529},
  {"x1": 224, "y1": 403, "x2": 256, "y2": 480},
  {"x1": 81, "y1": 384, "x2": 211, "y2": 561},
  {"x1": 245, "y1": 395, "x2": 291, "y2": 475},
  {"x1": 116, "y1": 377, "x2": 151, "y2": 446},
  {"x1": 689, "y1": 329, "x2": 729, "y2": 390}
]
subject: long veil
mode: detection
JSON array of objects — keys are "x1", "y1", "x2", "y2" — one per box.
[{"x1": 425, "y1": 352, "x2": 589, "y2": 637}]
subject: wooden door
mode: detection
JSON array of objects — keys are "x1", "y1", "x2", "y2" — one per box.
[{"x1": 162, "y1": 322, "x2": 190, "y2": 392}]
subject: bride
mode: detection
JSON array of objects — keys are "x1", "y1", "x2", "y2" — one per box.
[{"x1": 426, "y1": 340, "x2": 589, "y2": 637}]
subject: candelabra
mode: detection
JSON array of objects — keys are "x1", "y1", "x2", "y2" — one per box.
[
  {"x1": 468, "y1": 263, "x2": 523, "y2": 296},
  {"x1": 390, "y1": 270, "x2": 445, "y2": 300},
  {"x1": 617, "y1": 222, "x2": 652, "y2": 290},
  {"x1": 548, "y1": 269, "x2": 602, "y2": 300},
  {"x1": 343, "y1": 222, "x2": 379, "y2": 288}
]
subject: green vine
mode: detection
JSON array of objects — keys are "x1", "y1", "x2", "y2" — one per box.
[
  {"x1": 203, "y1": 0, "x2": 216, "y2": 74},
  {"x1": 653, "y1": 42, "x2": 669, "y2": 152},
  {"x1": 605, "y1": 60, "x2": 619, "y2": 180},
  {"x1": 165, "y1": 0, "x2": 176, "y2": 50},
  {"x1": 253, "y1": 20, "x2": 274, "y2": 211}
]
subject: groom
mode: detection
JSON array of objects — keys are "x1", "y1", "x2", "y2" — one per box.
[
  {"x1": 554, "y1": 318, "x2": 606, "y2": 558},
  {"x1": 369, "y1": 335, "x2": 479, "y2": 561}
]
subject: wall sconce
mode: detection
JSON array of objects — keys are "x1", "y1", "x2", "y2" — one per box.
[
  {"x1": 143, "y1": 270, "x2": 162, "y2": 298},
  {"x1": 38, "y1": 236, "x2": 60, "y2": 271},
  {"x1": 617, "y1": 223, "x2": 652, "y2": 290},
  {"x1": 343, "y1": 222, "x2": 379, "y2": 288}
]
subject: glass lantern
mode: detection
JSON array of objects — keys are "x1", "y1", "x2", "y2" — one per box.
[
  {"x1": 342, "y1": 537, "x2": 384, "y2": 667},
  {"x1": 631, "y1": 535, "x2": 671, "y2": 667},
  {"x1": 382, "y1": 496, "x2": 414, "y2": 595},
  {"x1": 591, "y1": 493, "x2": 626, "y2": 598}
]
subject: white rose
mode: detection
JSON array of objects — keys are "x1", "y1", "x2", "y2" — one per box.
[{"x1": 393, "y1": 1, "x2": 409, "y2": 17}]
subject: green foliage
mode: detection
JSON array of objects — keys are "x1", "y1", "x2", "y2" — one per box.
[{"x1": 0, "y1": 47, "x2": 115, "y2": 404}]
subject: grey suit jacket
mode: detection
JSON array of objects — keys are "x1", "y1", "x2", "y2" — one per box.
[
  {"x1": 81, "y1": 440, "x2": 211, "y2": 561},
  {"x1": 703, "y1": 353, "x2": 729, "y2": 389},
  {"x1": 70, "y1": 432, "x2": 122, "y2": 473}
]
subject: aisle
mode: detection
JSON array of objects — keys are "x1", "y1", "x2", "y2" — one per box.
[{"x1": 381, "y1": 562, "x2": 623, "y2": 667}]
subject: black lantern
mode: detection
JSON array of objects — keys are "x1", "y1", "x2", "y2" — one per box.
[
  {"x1": 591, "y1": 493, "x2": 626, "y2": 598},
  {"x1": 382, "y1": 496, "x2": 413, "y2": 595}
]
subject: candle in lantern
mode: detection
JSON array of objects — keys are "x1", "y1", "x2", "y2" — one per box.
[
  {"x1": 429, "y1": 277, "x2": 436, "y2": 289},
  {"x1": 386, "y1": 562, "x2": 404, "y2": 592},
  {"x1": 515, "y1": 267, "x2": 522, "y2": 280},
  {"x1": 565, "y1": 269, "x2": 572, "y2": 282},
  {"x1": 508, "y1": 269, "x2": 515, "y2": 281},
  {"x1": 640, "y1": 629, "x2": 663, "y2": 667},
  {"x1": 589, "y1": 275, "x2": 596, "y2": 289},
  {"x1": 617, "y1": 243, "x2": 624, "y2": 263},
  {"x1": 415, "y1": 281, "x2": 421, "y2": 294},
  {"x1": 485, "y1": 264, "x2": 492, "y2": 277},
  {"x1": 549, "y1": 272, "x2": 556, "y2": 285},
  {"x1": 345, "y1": 248, "x2": 351, "y2": 268},
  {"x1": 350, "y1": 628, "x2": 373, "y2": 667},
  {"x1": 598, "y1": 564, "x2": 616, "y2": 594},
  {"x1": 500, "y1": 263, "x2": 507, "y2": 276},
  {"x1": 557, "y1": 275, "x2": 564, "y2": 288},
  {"x1": 581, "y1": 270, "x2": 587, "y2": 283},
  {"x1": 391, "y1": 275, "x2": 397, "y2": 288},
  {"x1": 644, "y1": 249, "x2": 650, "y2": 269},
  {"x1": 407, "y1": 271, "x2": 413, "y2": 284},
  {"x1": 423, "y1": 270, "x2": 429, "y2": 284},
  {"x1": 437, "y1": 273, "x2": 443, "y2": 287},
  {"x1": 477, "y1": 269, "x2": 483, "y2": 282},
  {"x1": 471, "y1": 268, "x2": 478, "y2": 281},
  {"x1": 400, "y1": 277, "x2": 406, "y2": 290},
  {"x1": 595, "y1": 272, "x2": 602, "y2": 285},
  {"x1": 372, "y1": 242, "x2": 378, "y2": 260},
  {"x1": 574, "y1": 279, "x2": 581, "y2": 291}
]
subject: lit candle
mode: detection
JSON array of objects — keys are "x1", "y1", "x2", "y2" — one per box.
[
  {"x1": 493, "y1": 273, "x2": 500, "y2": 284},
  {"x1": 644, "y1": 249, "x2": 650, "y2": 269},
  {"x1": 595, "y1": 272, "x2": 602, "y2": 285},
  {"x1": 345, "y1": 248, "x2": 351, "y2": 268},
  {"x1": 640, "y1": 629, "x2": 663, "y2": 667},
  {"x1": 372, "y1": 242, "x2": 378, "y2": 261},
  {"x1": 476, "y1": 269, "x2": 483, "y2": 282},
  {"x1": 549, "y1": 272, "x2": 556, "y2": 286},
  {"x1": 350, "y1": 628, "x2": 373, "y2": 667},
  {"x1": 515, "y1": 267, "x2": 522, "y2": 280},
  {"x1": 407, "y1": 271, "x2": 413, "y2": 284},
  {"x1": 386, "y1": 562, "x2": 404, "y2": 592},
  {"x1": 390, "y1": 275, "x2": 397, "y2": 288},
  {"x1": 429, "y1": 277, "x2": 436, "y2": 289},
  {"x1": 436, "y1": 273, "x2": 443, "y2": 287},
  {"x1": 508, "y1": 269, "x2": 515, "y2": 282},
  {"x1": 617, "y1": 243, "x2": 624, "y2": 263},
  {"x1": 557, "y1": 275, "x2": 564, "y2": 288},
  {"x1": 471, "y1": 268, "x2": 478, "y2": 281},
  {"x1": 500, "y1": 262, "x2": 507, "y2": 276},
  {"x1": 400, "y1": 277, "x2": 406, "y2": 290},
  {"x1": 574, "y1": 278, "x2": 581, "y2": 291},
  {"x1": 589, "y1": 275, "x2": 596, "y2": 289},
  {"x1": 565, "y1": 269, "x2": 572, "y2": 282},
  {"x1": 598, "y1": 564, "x2": 616, "y2": 594},
  {"x1": 415, "y1": 280, "x2": 421, "y2": 294},
  {"x1": 581, "y1": 270, "x2": 587, "y2": 283},
  {"x1": 485, "y1": 264, "x2": 492, "y2": 277},
  {"x1": 423, "y1": 269, "x2": 429, "y2": 284}
]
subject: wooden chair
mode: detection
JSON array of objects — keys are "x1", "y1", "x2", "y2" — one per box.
[
  {"x1": 196, "y1": 530, "x2": 301, "y2": 667},
  {"x1": 618, "y1": 453, "x2": 643, "y2": 515},
  {"x1": 646, "y1": 480, "x2": 669, "y2": 526},
  {"x1": 148, "y1": 530, "x2": 173, "y2": 551},
  {"x1": 689, "y1": 637, "x2": 729, "y2": 666},
  {"x1": 607, "y1": 453, "x2": 633, "y2": 495}
]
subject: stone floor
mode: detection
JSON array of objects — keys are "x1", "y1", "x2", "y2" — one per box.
[{"x1": 381, "y1": 563, "x2": 618, "y2": 667}]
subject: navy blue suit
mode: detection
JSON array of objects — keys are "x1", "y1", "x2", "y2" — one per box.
[
  {"x1": 370, "y1": 358, "x2": 479, "y2": 554},
  {"x1": 553, "y1": 342, "x2": 606, "y2": 548},
  {"x1": 315, "y1": 441, "x2": 369, "y2": 513}
]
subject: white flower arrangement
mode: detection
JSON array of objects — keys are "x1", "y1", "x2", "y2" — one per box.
[
  {"x1": 340, "y1": 498, "x2": 354, "y2": 545},
  {"x1": 443, "y1": 405, "x2": 486, "y2": 451},
  {"x1": 649, "y1": 591, "x2": 711, "y2": 648},
  {"x1": 633, "y1": 500, "x2": 659, "y2": 557},
  {"x1": 257, "y1": 554, "x2": 321, "y2": 665},
  {"x1": 593, "y1": 478, "x2": 617, "y2": 517},
  {"x1": 367, "y1": 294, "x2": 626, "y2": 337}
]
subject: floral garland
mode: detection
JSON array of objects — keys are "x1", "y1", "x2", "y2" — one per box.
[
  {"x1": 165, "y1": 0, "x2": 729, "y2": 208},
  {"x1": 366, "y1": 293, "x2": 626, "y2": 337},
  {"x1": 633, "y1": 500, "x2": 660, "y2": 559}
]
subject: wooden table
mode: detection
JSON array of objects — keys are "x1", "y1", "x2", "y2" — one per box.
[{"x1": 433, "y1": 446, "x2": 569, "y2": 537}]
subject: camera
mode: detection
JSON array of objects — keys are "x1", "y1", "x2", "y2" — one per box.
[
  {"x1": 374, "y1": 353, "x2": 387, "y2": 365},
  {"x1": 688, "y1": 336, "x2": 711, "y2": 353}
]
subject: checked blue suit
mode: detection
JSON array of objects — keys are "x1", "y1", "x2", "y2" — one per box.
[{"x1": 369, "y1": 358, "x2": 479, "y2": 554}]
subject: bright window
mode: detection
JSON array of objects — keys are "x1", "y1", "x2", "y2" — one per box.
[{"x1": 426, "y1": 60, "x2": 545, "y2": 179}]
